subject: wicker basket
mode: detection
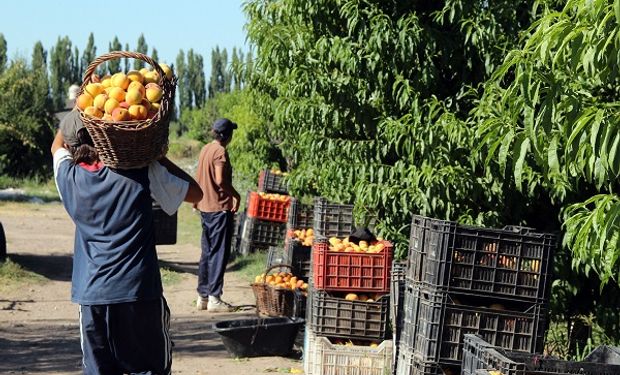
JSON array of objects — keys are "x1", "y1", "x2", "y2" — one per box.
[
  {"x1": 78, "y1": 51, "x2": 177, "y2": 169},
  {"x1": 251, "y1": 264, "x2": 300, "y2": 317}
]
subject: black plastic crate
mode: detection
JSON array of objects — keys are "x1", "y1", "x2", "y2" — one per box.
[
  {"x1": 390, "y1": 261, "x2": 407, "y2": 333},
  {"x1": 288, "y1": 198, "x2": 314, "y2": 230},
  {"x1": 242, "y1": 216, "x2": 286, "y2": 247},
  {"x1": 401, "y1": 284, "x2": 547, "y2": 366},
  {"x1": 408, "y1": 215, "x2": 556, "y2": 304},
  {"x1": 286, "y1": 240, "x2": 312, "y2": 281},
  {"x1": 152, "y1": 203, "x2": 177, "y2": 245},
  {"x1": 313, "y1": 197, "x2": 355, "y2": 238},
  {"x1": 258, "y1": 169, "x2": 288, "y2": 194},
  {"x1": 462, "y1": 334, "x2": 620, "y2": 375},
  {"x1": 396, "y1": 346, "x2": 459, "y2": 375},
  {"x1": 310, "y1": 290, "x2": 390, "y2": 341}
]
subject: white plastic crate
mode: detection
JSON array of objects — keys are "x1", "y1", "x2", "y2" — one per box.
[{"x1": 309, "y1": 335, "x2": 393, "y2": 375}]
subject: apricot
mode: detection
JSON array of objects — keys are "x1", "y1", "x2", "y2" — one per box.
[
  {"x1": 83, "y1": 106, "x2": 103, "y2": 119},
  {"x1": 102, "y1": 113, "x2": 113, "y2": 122},
  {"x1": 159, "y1": 63, "x2": 173, "y2": 80},
  {"x1": 101, "y1": 75, "x2": 112, "y2": 88},
  {"x1": 145, "y1": 83, "x2": 163, "y2": 102},
  {"x1": 111, "y1": 73, "x2": 130, "y2": 90},
  {"x1": 139, "y1": 67, "x2": 149, "y2": 76},
  {"x1": 128, "y1": 81, "x2": 146, "y2": 97},
  {"x1": 143, "y1": 70, "x2": 160, "y2": 85},
  {"x1": 111, "y1": 107, "x2": 130, "y2": 122},
  {"x1": 84, "y1": 83, "x2": 105, "y2": 98},
  {"x1": 128, "y1": 104, "x2": 148, "y2": 120},
  {"x1": 125, "y1": 88, "x2": 143, "y2": 106},
  {"x1": 76, "y1": 93, "x2": 94, "y2": 110},
  {"x1": 119, "y1": 101, "x2": 130, "y2": 109},
  {"x1": 126, "y1": 70, "x2": 144, "y2": 83},
  {"x1": 104, "y1": 98, "x2": 120, "y2": 115},
  {"x1": 107, "y1": 87, "x2": 126, "y2": 102},
  {"x1": 93, "y1": 93, "x2": 109, "y2": 111}
]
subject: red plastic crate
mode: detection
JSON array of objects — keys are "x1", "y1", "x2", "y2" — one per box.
[
  {"x1": 247, "y1": 191, "x2": 291, "y2": 223},
  {"x1": 312, "y1": 240, "x2": 393, "y2": 293}
]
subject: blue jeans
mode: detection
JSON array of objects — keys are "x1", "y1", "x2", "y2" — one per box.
[{"x1": 197, "y1": 211, "x2": 233, "y2": 298}]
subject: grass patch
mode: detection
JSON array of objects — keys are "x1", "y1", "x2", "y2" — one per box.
[
  {"x1": 227, "y1": 251, "x2": 269, "y2": 284},
  {"x1": 0, "y1": 258, "x2": 46, "y2": 292},
  {"x1": 0, "y1": 176, "x2": 60, "y2": 202},
  {"x1": 160, "y1": 267, "x2": 184, "y2": 286},
  {"x1": 176, "y1": 203, "x2": 203, "y2": 245}
]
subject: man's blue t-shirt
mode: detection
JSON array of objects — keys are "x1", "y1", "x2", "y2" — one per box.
[{"x1": 54, "y1": 149, "x2": 188, "y2": 305}]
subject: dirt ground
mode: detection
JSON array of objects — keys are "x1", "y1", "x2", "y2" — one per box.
[{"x1": 0, "y1": 201, "x2": 303, "y2": 374}]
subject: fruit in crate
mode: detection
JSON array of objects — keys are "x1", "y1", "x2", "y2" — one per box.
[
  {"x1": 80, "y1": 65, "x2": 172, "y2": 121},
  {"x1": 270, "y1": 168, "x2": 288, "y2": 176},
  {"x1": 257, "y1": 192, "x2": 291, "y2": 202},
  {"x1": 326, "y1": 236, "x2": 386, "y2": 253},
  {"x1": 254, "y1": 271, "x2": 308, "y2": 291},
  {"x1": 289, "y1": 228, "x2": 314, "y2": 246},
  {"x1": 343, "y1": 292, "x2": 382, "y2": 302}
]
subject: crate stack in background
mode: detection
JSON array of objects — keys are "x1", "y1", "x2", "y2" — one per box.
[
  {"x1": 238, "y1": 169, "x2": 290, "y2": 255},
  {"x1": 394, "y1": 215, "x2": 556, "y2": 374},
  {"x1": 304, "y1": 198, "x2": 394, "y2": 375}
]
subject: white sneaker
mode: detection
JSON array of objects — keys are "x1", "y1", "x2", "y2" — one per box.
[
  {"x1": 207, "y1": 296, "x2": 234, "y2": 312},
  {"x1": 196, "y1": 295, "x2": 209, "y2": 311}
]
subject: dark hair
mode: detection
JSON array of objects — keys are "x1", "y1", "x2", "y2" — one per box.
[
  {"x1": 211, "y1": 129, "x2": 233, "y2": 143},
  {"x1": 69, "y1": 128, "x2": 99, "y2": 164}
]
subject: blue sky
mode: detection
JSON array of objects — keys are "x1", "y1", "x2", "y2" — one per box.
[{"x1": 2, "y1": 0, "x2": 248, "y2": 76}]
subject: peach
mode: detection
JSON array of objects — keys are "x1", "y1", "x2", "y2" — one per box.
[
  {"x1": 159, "y1": 63, "x2": 173, "y2": 80},
  {"x1": 111, "y1": 73, "x2": 130, "y2": 90},
  {"x1": 145, "y1": 83, "x2": 163, "y2": 102},
  {"x1": 125, "y1": 88, "x2": 143, "y2": 106},
  {"x1": 76, "y1": 93, "x2": 94, "y2": 110},
  {"x1": 101, "y1": 75, "x2": 112, "y2": 88},
  {"x1": 84, "y1": 83, "x2": 105, "y2": 98},
  {"x1": 111, "y1": 107, "x2": 130, "y2": 122},
  {"x1": 84, "y1": 106, "x2": 103, "y2": 119},
  {"x1": 127, "y1": 81, "x2": 146, "y2": 97},
  {"x1": 126, "y1": 70, "x2": 144, "y2": 83},
  {"x1": 93, "y1": 93, "x2": 109, "y2": 111},
  {"x1": 143, "y1": 71, "x2": 160, "y2": 85},
  {"x1": 128, "y1": 104, "x2": 148, "y2": 120},
  {"x1": 104, "y1": 98, "x2": 120, "y2": 115},
  {"x1": 107, "y1": 87, "x2": 126, "y2": 102}
]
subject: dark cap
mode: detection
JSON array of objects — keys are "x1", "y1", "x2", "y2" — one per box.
[
  {"x1": 60, "y1": 110, "x2": 86, "y2": 147},
  {"x1": 212, "y1": 118, "x2": 238, "y2": 133}
]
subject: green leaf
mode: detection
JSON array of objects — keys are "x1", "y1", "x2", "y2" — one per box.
[{"x1": 514, "y1": 136, "x2": 531, "y2": 191}]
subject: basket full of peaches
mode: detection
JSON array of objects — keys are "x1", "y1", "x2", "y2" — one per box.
[{"x1": 76, "y1": 51, "x2": 177, "y2": 169}]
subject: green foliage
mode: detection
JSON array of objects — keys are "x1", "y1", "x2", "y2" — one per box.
[
  {"x1": 0, "y1": 33, "x2": 7, "y2": 75},
  {"x1": 81, "y1": 33, "x2": 96, "y2": 80},
  {"x1": 244, "y1": 0, "x2": 543, "y2": 257},
  {"x1": 49, "y1": 36, "x2": 75, "y2": 110},
  {"x1": 107, "y1": 36, "x2": 122, "y2": 74},
  {"x1": 134, "y1": 34, "x2": 148, "y2": 70},
  {"x1": 0, "y1": 60, "x2": 55, "y2": 178},
  {"x1": 475, "y1": 0, "x2": 620, "y2": 285},
  {"x1": 184, "y1": 89, "x2": 284, "y2": 187}
]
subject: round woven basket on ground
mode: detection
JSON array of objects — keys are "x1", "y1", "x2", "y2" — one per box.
[{"x1": 78, "y1": 51, "x2": 177, "y2": 169}]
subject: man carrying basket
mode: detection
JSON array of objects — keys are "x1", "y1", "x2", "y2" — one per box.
[{"x1": 52, "y1": 110, "x2": 203, "y2": 375}]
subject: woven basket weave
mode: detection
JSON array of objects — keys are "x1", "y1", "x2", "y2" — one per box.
[
  {"x1": 78, "y1": 51, "x2": 177, "y2": 169},
  {"x1": 251, "y1": 264, "x2": 298, "y2": 317}
]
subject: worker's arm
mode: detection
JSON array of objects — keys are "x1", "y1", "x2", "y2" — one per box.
[
  {"x1": 215, "y1": 165, "x2": 240, "y2": 212},
  {"x1": 51, "y1": 130, "x2": 65, "y2": 155},
  {"x1": 157, "y1": 157, "x2": 203, "y2": 203}
]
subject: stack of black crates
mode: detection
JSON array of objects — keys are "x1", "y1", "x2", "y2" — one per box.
[
  {"x1": 304, "y1": 197, "x2": 394, "y2": 375},
  {"x1": 238, "y1": 169, "x2": 289, "y2": 255},
  {"x1": 394, "y1": 215, "x2": 556, "y2": 374}
]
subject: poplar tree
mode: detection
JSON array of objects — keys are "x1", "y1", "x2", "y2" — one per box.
[
  {"x1": 81, "y1": 33, "x2": 96, "y2": 79},
  {"x1": 107, "y1": 37, "x2": 122, "y2": 74},
  {"x1": 134, "y1": 34, "x2": 148, "y2": 70},
  {"x1": 49, "y1": 36, "x2": 74, "y2": 110},
  {"x1": 32, "y1": 41, "x2": 51, "y2": 111},
  {"x1": 0, "y1": 33, "x2": 7, "y2": 75},
  {"x1": 124, "y1": 43, "x2": 130, "y2": 72}
]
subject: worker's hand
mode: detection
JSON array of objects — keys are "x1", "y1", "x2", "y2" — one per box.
[{"x1": 231, "y1": 196, "x2": 240, "y2": 213}]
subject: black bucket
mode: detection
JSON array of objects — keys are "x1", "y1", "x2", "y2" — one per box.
[{"x1": 213, "y1": 317, "x2": 304, "y2": 358}]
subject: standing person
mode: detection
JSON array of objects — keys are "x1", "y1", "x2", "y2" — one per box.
[
  {"x1": 194, "y1": 118, "x2": 241, "y2": 312},
  {"x1": 51, "y1": 110, "x2": 203, "y2": 375}
]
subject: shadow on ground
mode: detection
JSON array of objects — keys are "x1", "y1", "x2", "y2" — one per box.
[
  {"x1": 0, "y1": 315, "x2": 303, "y2": 373},
  {"x1": 8, "y1": 253, "x2": 73, "y2": 282}
]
